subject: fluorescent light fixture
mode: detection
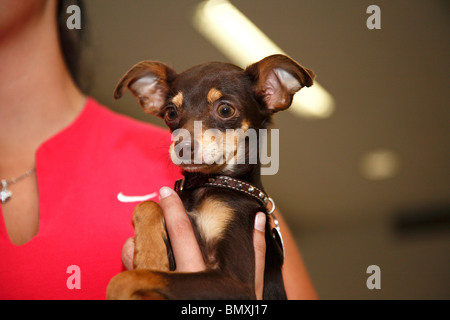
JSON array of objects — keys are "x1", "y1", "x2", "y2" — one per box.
[{"x1": 192, "y1": 0, "x2": 335, "y2": 119}]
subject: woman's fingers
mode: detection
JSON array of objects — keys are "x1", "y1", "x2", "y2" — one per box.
[
  {"x1": 158, "y1": 186, "x2": 206, "y2": 272},
  {"x1": 253, "y1": 212, "x2": 266, "y2": 300}
]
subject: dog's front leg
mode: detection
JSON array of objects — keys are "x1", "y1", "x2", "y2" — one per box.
[
  {"x1": 106, "y1": 201, "x2": 171, "y2": 299},
  {"x1": 132, "y1": 201, "x2": 171, "y2": 270}
]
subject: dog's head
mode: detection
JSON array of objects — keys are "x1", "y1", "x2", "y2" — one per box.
[{"x1": 114, "y1": 54, "x2": 314, "y2": 175}]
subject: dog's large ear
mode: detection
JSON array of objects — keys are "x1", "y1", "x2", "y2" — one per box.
[
  {"x1": 114, "y1": 61, "x2": 177, "y2": 115},
  {"x1": 245, "y1": 54, "x2": 315, "y2": 112}
]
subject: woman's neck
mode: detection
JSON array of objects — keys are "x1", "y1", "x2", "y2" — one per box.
[{"x1": 0, "y1": 1, "x2": 85, "y2": 177}]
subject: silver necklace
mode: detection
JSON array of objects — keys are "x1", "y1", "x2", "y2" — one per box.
[{"x1": 0, "y1": 167, "x2": 36, "y2": 204}]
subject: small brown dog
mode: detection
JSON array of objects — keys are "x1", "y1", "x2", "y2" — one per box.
[{"x1": 106, "y1": 54, "x2": 314, "y2": 299}]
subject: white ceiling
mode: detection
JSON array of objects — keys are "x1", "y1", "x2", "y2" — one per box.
[{"x1": 84, "y1": 0, "x2": 450, "y2": 232}]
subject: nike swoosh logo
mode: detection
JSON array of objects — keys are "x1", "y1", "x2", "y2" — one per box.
[{"x1": 117, "y1": 192, "x2": 158, "y2": 203}]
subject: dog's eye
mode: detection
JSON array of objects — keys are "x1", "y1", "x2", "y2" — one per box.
[
  {"x1": 164, "y1": 107, "x2": 178, "y2": 122},
  {"x1": 217, "y1": 103, "x2": 236, "y2": 119}
]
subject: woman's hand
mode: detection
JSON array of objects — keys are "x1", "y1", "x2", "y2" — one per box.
[{"x1": 121, "y1": 186, "x2": 266, "y2": 299}]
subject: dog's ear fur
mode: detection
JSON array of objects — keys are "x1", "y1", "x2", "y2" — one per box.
[
  {"x1": 245, "y1": 54, "x2": 315, "y2": 112},
  {"x1": 114, "y1": 61, "x2": 177, "y2": 115}
]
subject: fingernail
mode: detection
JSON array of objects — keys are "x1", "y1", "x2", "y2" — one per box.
[
  {"x1": 159, "y1": 186, "x2": 174, "y2": 200},
  {"x1": 254, "y1": 213, "x2": 266, "y2": 232}
]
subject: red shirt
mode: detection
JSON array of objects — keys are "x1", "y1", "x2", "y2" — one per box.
[{"x1": 0, "y1": 98, "x2": 181, "y2": 299}]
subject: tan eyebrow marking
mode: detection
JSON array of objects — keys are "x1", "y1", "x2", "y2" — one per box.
[
  {"x1": 171, "y1": 91, "x2": 183, "y2": 108},
  {"x1": 207, "y1": 88, "x2": 223, "y2": 104}
]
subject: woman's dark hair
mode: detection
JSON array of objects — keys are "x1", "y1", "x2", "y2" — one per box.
[{"x1": 57, "y1": 0, "x2": 90, "y2": 93}]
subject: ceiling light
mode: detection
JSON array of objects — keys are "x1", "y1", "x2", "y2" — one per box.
[
  {"x1": 359, "y1": 149, "x2": 401, "y2": 181},
  {"x1": 192, "y1": 0, "x2": 335, "y2": 119}
]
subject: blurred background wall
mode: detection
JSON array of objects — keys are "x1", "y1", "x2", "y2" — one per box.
[{"x1": 79, "y1": 0, "x2": 449, "y2": 299}]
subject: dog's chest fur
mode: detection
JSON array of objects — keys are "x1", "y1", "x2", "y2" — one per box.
[
  {"x1": 181, "y1": 187, "x2": 260, "y2": 272},
  {"x1": 186, "y1": 196, "x2": 233, "y2": 267}
]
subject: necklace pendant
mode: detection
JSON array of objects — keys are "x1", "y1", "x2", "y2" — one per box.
[{"x1": 1, "y1": 180, "x2": 12, "y2": 204}]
